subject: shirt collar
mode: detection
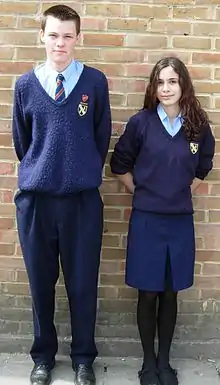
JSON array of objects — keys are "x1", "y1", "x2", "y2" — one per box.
[
  {"x1": 157, "y1": 103, "x2": 182, "y2": 122},
  {"x1": 44, "y1": 60, "x2": 76, "y2": 82}
]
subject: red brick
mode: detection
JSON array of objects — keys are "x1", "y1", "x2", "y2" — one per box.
[
  {"x1": 102, "y1": 49, "x2": 145, "y2": 63},
  {"x1": 83, "y1": 34, "x2": 124, "y2": 47},
  {"x1": 148, "y1": 51, "x2": 191, "y2": 64},
  {"x1": 0, "y1": 190, "x2": 13, "y2": 203},
  {"x1": 125, "y1": 64, "x2": 151, "y2": 78},
  {"x1": 126, "y1": 35, "x2": 167, "y2": 48},
  {"x1": 108, "y1": 79, "x2": 146, "y2": 93},
  {"x1": 108, "y1": 19, "x2": 148, "y2": 33},
  {"x1": 0, "y1": 62, "x2": 34, "y2": 75},
  {"x1": 0, "y1": 15, "x2": 16, "y2": 28},
  {"x1": 0, "y1": 48, "x2": 14, "y2": 60},
  {"x1": 0, "y1": 243, "x2": 15, "y2": 255},
  {"x1": 91, "y1": 63, "x2": 125, "y2": 77},
  {"x1": 0, "y1": 163, "x2": 14, "y2": 175},
  {"x1": 18, "y1": 17, "x2": 39, "y2": 29},
  {"x1": 0, "y1": 90, "x2": 13, "y2": 104},
  {"x1": 0, "y1": 32, "x2": 37, "y2": 45},
  {"x1": 193, "y1": 53, "x2": 220, "y2": 64},
  {"x1": 81, "y1": 18, "x2": 106, "y2": 31},
  {"x1": 75, "y1": 48, "x2": 101, "y2": 61},
  {"x1": 0, "y1": 76, "x2": 13, "y2": 88},
  {"x1": 86, "y1": 4, "x2": 124, "y2": 17},
  {"x1": 129, "y1": 5, "x2": 169, "y2": 18},
  {"x1": 173, "y1": 37, "x2": 211, "y2": 50},
  {"x1": 0, "y1": 218, "x2": 14, "y2": 230},
  {"x1": 173, "y1": 6, "x2": 212, "y2": 19},
  {"x1": 150, "y1": 20, "x2": 190, "y2": 35}
]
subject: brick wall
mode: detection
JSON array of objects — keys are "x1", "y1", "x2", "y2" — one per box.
[{"x1": 0, "y1": 0, "x2": 220, "y2": 357}]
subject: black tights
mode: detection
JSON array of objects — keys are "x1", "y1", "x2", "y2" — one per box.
[{"x1": 137, "y1": 289, "x2": 177, "y2": 370}]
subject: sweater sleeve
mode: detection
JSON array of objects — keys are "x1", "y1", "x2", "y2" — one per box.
[
  {"x1": 110, "y1": 115, "x2": 141, "y2": 175},
  {"x1": 94, "y1": 73, "x2": 112, "y2": 167},
  {"x1": 12, "y1": 81, "x2": 32, "y2": 162},
  {"x1": 195, "y1": 124, "x2": 215, "y2": 180}
]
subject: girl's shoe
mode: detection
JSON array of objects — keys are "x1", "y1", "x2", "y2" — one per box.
[
  {"x1": 138, "y1": 368, "x2": 160, "y2": 385},
  {"x1": 158, "y1": 365, "x2": 178, "y2": 385}
]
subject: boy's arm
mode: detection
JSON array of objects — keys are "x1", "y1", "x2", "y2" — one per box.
[
  {"x1": 12, "y1": 82, "x2": 32, "y2": 161},
  {"x1": 94, "y1": 73, "x2": 112, "y2": 167}
]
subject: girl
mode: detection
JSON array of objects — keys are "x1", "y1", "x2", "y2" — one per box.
[{"x1": 110, "y1": 57, "x2": 215, "y2": 385}]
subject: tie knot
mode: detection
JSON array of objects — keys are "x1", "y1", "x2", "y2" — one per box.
[{"x1": 56, "y1": 73, "x2": 64, "y2": 82}]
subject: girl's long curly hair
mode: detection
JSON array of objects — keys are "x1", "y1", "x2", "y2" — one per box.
[{"x1": 143, "y1": 56, "x2": 209, "y2": 141}]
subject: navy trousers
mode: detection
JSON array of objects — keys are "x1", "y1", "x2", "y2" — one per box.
[{"x1": 15, "y1": 188, "x2": 103, "y2": 368}]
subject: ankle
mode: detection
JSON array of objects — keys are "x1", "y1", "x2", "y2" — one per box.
[
  {"x1": 157, "y1": 357, "x2": 170, "y2": 370},
  {"x1": 142, "y1": 358, "x2": 157, "y2": 370}
]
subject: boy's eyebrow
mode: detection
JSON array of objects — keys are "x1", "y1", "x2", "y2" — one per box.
[{"x1": 47, "y1": 32, "x2": 75, "y2": 36}]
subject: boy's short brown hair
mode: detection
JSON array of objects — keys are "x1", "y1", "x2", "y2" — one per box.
[{"x1": 41, "y1": 4, "x2": 80, "y2": 35}]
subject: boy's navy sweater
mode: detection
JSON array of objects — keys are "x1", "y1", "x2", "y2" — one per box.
[
  {"x1": 13, "y1": 65, "x2": 111, "y2": 194},
  {"x1": 110, "y1": 109, "x2": 215, "y2": 214}
]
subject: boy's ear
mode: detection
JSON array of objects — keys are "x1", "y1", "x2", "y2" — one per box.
[
  {"x1": 40, "y1": 29, "x2": 45, "y2": 43},
  {"x1": 76, "y1": 32, "x2": 82, "y2": 45}
]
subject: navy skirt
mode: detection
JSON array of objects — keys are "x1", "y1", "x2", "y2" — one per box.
[{"x1": 126, "y1": 209, "x2": 195, "y2": 292}]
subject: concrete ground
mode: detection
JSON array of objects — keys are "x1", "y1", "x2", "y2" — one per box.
[{"x1": 0, "y1": 354, "x2": 220, "y2": 384}]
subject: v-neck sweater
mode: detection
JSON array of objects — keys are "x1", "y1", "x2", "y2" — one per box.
[
  {"x1": 12, "y1": 65, "x2": 111, "y2": 194},
  {"x1": 110, "y1": 109, "x2": 215, "y2": 214}
]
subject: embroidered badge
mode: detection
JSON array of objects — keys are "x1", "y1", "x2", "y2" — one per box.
[
  {"x1": 190, "y1": 142, "x2": 199, "y2": 154},
  {"x1": 78, "y1": 94, "x2": 88, "y2": 116}
]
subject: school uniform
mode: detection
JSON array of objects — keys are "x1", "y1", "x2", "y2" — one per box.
[
  {"x1": 110, "y1": 106, "x2": 215, "y2": 292},
  {"x1": 13, "y1": 61, "x2": 111, "y2": 367}
]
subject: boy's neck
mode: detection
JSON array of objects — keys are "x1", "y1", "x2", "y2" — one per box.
[{"x1": 47, "y1": 58, "x2": 73, "y2": 73}]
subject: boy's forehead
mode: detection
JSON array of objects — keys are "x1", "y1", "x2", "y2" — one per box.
[{"x1": 44, "y1": 15, "x2": 76, "y2": 32}]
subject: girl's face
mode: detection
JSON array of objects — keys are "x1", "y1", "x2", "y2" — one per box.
[{"x1": 156, "y1": 66, "x2": 182, "y2": 109}]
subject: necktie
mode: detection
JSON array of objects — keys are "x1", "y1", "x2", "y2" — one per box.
[{"x1": 55, "y1": 74, "x2": 65, "y2": 102}]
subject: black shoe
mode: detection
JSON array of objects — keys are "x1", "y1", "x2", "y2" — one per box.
[
  {"x1": 158, "y1": 365, "x2": 178, "y2": 385},
  {"x1": 30, "y1": 364, "x2": 51, "y2": 385},
  {"x1": 74, "y1": 364, "x2": 96, "y2": 385},
  {"x1": 138, "y1": 368, "x2": 160, "y2": 385}
]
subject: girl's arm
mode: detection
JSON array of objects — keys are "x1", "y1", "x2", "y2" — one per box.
[{"x1": 116, "y1": 172, "x2": 135, "y2": 194}]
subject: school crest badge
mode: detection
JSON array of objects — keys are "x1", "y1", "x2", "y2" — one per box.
[
  {"x1": 190, "y1": 142, "x2": 199, "y2": 154},
  {"x1": 78, "y1": 94, "x2": 88, "y2": 116}
]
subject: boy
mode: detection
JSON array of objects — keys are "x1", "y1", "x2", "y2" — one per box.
[{"x1": 13, "y1": 5, "x2": 111, "y2": 385}]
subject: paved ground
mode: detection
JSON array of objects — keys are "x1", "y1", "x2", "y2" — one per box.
[{"x1": 0, "y1": 354, "x2": 220, "y2": 384}]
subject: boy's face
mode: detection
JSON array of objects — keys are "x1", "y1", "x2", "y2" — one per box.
[{"x1": 40, "y1": 16, "x2": 80, "y2": 70}]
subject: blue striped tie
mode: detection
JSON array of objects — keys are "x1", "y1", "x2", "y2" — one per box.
[{"x1": 55, "y1": 74, "x2": 65, "y2": 102}]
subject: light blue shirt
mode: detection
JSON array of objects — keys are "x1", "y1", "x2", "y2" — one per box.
[
  {"x1": 34, "y1": 60, "x2": 84, "y2": 99},
  {"x1": 157, "y1": 103, "x2": 183, "y2": 137}
]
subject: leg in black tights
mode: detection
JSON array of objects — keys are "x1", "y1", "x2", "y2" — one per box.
[
  {"x1": 157, "y1": 290, "x2": 178, "y2": 385},
  {"x1": 156, "y1": 252, "x2": 178, "y2": 385},
  {"x1": 137, "y1": 291, "x2": 160, "y2": 385},
  {"x1": 157, "y1": 289, "x2": 177, "y2": 368}
]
